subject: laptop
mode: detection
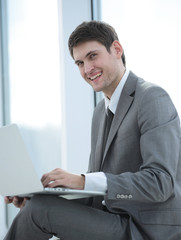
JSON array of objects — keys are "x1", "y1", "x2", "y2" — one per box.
[{"x1": 0, "y1": 124, "x2": 105, "y2": 199}]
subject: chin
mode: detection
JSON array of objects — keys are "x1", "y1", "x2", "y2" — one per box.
[
  {"x1": 93, "y1": 87, "x2": 102, "y2": 93},
  {"x1": 92, "y1": 84, "x2": 103, "y2": 93}
]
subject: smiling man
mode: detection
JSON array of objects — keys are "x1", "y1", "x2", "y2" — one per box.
[
  {"x1": 4, "y1": 21, "x2": 181, "y2": 240},
  {"x1": 73, "y1": 40, "x2": 125, "y2": 98}
]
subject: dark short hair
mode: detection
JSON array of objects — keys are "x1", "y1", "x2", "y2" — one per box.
[{"x1": 68, "y1": 21, "x2": 126, "y2": 66}]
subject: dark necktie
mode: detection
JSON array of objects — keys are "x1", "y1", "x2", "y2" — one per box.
[
  {"x1": 102, "y1": 108, "x2": 114, "y2": 154},
  {"x1": 92, "y1": 108, "x2": 114, "y2": 210}
]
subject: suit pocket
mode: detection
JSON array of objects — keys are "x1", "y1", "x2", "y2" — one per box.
[{"x1": 139, "y1": 209, "x2": 181, "y2": 226}]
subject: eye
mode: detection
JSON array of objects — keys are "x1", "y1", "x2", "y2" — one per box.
[
  {"x1": 75, "y1": 61, "x2": 84, "y2": 67},
  {"x1": 90, "y1": 53, "x2": 97, "y2": 59}
]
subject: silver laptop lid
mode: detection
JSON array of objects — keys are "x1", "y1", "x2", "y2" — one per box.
[{"x1": 0, "y1": 124, "x2": 43, "y2": 196}]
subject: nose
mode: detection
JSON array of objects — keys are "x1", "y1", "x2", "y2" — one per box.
[{"x1": 84, "y1": 62, "x2": 94, "y2": 74}]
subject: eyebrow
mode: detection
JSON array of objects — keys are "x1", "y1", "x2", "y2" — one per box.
[
  {"x1": 74, "y1": 60, "x2": 83, "y2": 65},
  {"x1": 85, "y1": 50, "x2": 97, "y2": 58},
  {"x1": 74, "y1": 49, "x2": 98, "y2": 65}
]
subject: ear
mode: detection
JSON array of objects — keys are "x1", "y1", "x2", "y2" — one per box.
[{"x1": 112, "y1": 40, "x2": 123, "y2": 59}]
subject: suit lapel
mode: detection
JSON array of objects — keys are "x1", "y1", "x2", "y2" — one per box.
[{"x1": 101, "y1": 72, "x2": 137, "y2": 168}]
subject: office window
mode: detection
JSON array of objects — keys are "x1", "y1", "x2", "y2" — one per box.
[
  {"x1": 100, "y1": 0, "x2": 181, "y2": 115},
  {"x1": 5, "y1": 0, "x2": 62, "y2": 174},
  {"x1": 2, "y1": 0, "x2": 62, "y2": 227},
  {"x1": 0, "y1": 0, "x2": 93, "y2": 234}
]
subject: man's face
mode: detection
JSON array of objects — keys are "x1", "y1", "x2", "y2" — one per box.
[{"x1": 73, "y1": 40, "x2": 124, "y2": 98}]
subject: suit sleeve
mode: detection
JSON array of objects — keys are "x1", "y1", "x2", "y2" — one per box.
[{"x1": 105, "y1": 86, "x2": 181, "y2": 204}]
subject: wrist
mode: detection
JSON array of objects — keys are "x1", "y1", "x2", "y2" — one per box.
[{"x1": 79, "y1": 174, "x2": 85, "y2": 190}]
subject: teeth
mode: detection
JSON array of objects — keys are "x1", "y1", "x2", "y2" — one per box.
[{"x1": 90, "y1": 73, "x2": 102, "y2": 80}]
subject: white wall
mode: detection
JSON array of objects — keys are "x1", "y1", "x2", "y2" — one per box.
[
  {"x1": 59, "y1": 0, "x2": 94, "y2": 173},
  {"x1": 101, "y1": 0, "x2": 181, "y2": 116}
]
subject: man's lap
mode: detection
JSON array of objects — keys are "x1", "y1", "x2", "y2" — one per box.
[{"x1": 4, "y1": 195, "x2": 130, "y2": 240}]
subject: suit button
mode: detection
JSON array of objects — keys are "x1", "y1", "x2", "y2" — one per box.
[
  {"x1": 116, "y1": 194, "x2": 125, "y2": 199},
  {"x1": 116, "y1": 194, "x2": 120, "y2": 199},
  {"x1": 116, "y1": 194, "x2": 121, "y2": 199},
  {"x1": 116, "y1": 194, "x2": 133, "y2": 199}
]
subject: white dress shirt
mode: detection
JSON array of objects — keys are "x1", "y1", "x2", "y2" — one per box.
[{"x1": 84, "y1": 70, "x2": 130, "y2": 193}]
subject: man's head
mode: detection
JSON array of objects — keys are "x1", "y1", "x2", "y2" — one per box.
[
  {"x1": 68, "y1": 21, "x2": 126, "y2": 67},
  {"x1": 69, "y1": 21, "x2": 126, "y2": 98}
]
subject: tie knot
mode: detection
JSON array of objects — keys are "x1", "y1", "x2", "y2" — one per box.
[
  {"x1": 106, "y1": 107, "x2": 114, "y2": 117},
  {"x1": 106, "y1": 108, "x2": 114, "y2": 125}
]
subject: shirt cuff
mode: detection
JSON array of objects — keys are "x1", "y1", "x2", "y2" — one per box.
[{"x1": 82, "y1": 172, "x2": 107, "y2": 193}]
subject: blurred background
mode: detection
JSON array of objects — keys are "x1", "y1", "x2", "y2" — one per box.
[{"x1": 0, "y1": 0, "x2": 181, "y2": 238}]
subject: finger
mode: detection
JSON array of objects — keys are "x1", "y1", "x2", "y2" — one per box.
[
  {"x1": 20, "y1": 198, "x2": 29, "y2": 208},
  {"x1": 46, "y1": 179, "x2": 65, "y2": 188},
  {"x1": 43, "y1": 174, "x2": 64, "y2": 187},
  {"x1": 41, "y1": 168, "x2": 63, "y2": 181},
  {"x1": 41, "y1": 170, "x2": 57, "y2": 183},
  {"x1": 12, "y1": 197, "x2": 21, "y2": 207},
  {"x1": 41, "y1": 170, "x2": 64, "y2": 187},
  {"x1": 4, "y1": 196, "x2": 13, "y2": 204},
  {"x1": 41, "y1": 173, "x2": 52, "y2": 187},
  {"x1": 13, "y1": 197, "x2": 27, "y2": 208},
  {"x1": 41, "y1": 172, "x2": 49, "y2": 182}
]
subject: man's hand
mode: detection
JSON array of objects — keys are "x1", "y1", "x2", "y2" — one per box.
[
  {"x1": 4, "y1": 196, "x2": 29, "y2": 208},
  {"x1": 41, "y1": 168, "x2": 85, "y2": 190}
]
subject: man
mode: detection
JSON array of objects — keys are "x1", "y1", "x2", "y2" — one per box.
[{"x1": 4, "y1": 21, "x2": 181, "y2": 240}]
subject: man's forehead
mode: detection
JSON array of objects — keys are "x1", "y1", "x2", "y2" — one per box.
[{"x1": 73, "y1": 41, "x2": 105, "y2": 60}]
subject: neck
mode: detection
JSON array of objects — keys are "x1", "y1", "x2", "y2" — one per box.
[{"x1": 105, "y1": 67, "x2": 126, "y2": 99}]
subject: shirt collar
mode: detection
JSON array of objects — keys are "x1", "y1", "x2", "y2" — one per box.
[{"x1": 104, "y1": 69, "x2": 130, "y2": 114}]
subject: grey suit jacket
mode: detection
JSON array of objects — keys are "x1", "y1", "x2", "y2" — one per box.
[{"x1": 88, "y1": 71, "x2": 181, "y2": 239}]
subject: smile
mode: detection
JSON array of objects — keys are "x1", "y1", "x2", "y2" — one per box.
[{"x1": 89, "y1": 72, "x2": 102, "y2": 81}]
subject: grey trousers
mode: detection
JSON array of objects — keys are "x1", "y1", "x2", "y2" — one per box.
[{"x1": 4, "y1": 195, "x2": 130, "y2": 240}]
